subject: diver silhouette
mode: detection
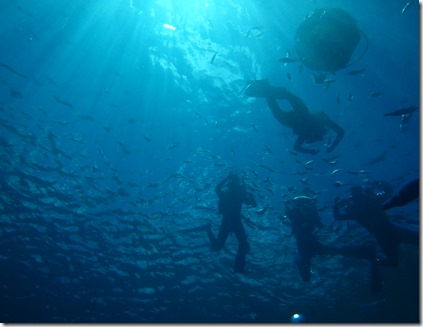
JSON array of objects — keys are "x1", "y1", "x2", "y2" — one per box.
[
  {"x1": 206, "y1": 172, "x2": 257, "y2": 273},
  {"x1": 285, "y1": 196, "x2": 378, "y2": 289},
  {"x1": 245, "y1": 79, "x2": 344, "y2": 154},
  {"x1": 334, "y1": 181, "x2": 419, "y2": 268}
]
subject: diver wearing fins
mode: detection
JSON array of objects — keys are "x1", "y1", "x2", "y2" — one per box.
[
  {"x1": 205, "y1": 172, "x2": 257, "y2": 273},
  {"x1": 334, "y1": 181, "x2": 419, "y2": 269},
  {"x1": 245, "y1": 79, "x2": 344, "y2": 154},
  {"x1": 284, "y1": 196, "x2": 379, "y2": 291}
]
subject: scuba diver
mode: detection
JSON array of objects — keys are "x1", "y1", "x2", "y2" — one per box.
[
  {"x1": 383, "y1": 178, "x2": 419, "y2": 210},
  {"x1": 334, "y1": 181, "x2": 419, "y2": 268},
  {"x1": 206, "y1": 172, "x2": 257, "y2": 273},
  {"x1": 284, "y1": 196, "x2": 378, "y2": 290},
  {"x1": 245, "y1": 79, "x2": 344, "y2": 154}
]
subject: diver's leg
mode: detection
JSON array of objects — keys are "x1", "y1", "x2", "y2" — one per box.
[
  {"x1": 282, "y1": 92, "x2": 310, "y2": 116},
  {"x1": 233, "y1": 221, "x2": 250, "y2": 273},
  {"x1": 207, "y1": 221, "x2": 230, "y2": 252},
  {"x1": 295, "y1": 254, "x2": 312, "y2": 282},
  {"x1": 266, "y1": 96, "x2": 295, "y2": 127},
  {"x1": 295, "y1": 237, "x2": 314, "y2": 282}
]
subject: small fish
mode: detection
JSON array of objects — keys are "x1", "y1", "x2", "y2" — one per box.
[
  {"x1": 142, "y1": 134, "x2": 151, "y2": 142},
  {"x1": 304, "y1": 160, "x2": 314, "y2": 167},
  {"x1": 336, "y1": 92, "x2": 340, "y2": 105},
  {"x1": 348, "y1": 68, "x2": 366, "y2": 75},
  {"x1": 278, "y1": 57, "x2": 298, "y2": 64},
  {"x1": 322, "y1": 156, "x2": 339, "y2": 165},
  {"x1": 210, "y1": 50, "x2": 219, "y2": 64},
  {"x1": 331, "y1": 168, "x2": 342, "y2": 176},
  {"x1": 402, "y1": 0, "x2": 416, "y2": 14},
  {"x1": 371, "y1": 92, "x2": 383, "y2": 97},
  {"x1": 348, "y1": 91, "x2": 353, "y2": 102}
]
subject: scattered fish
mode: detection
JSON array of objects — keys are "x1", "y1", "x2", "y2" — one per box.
[
  {"x1": 333, "y1": 181, "x2": 344, "y2": 187},
  {"x1": 371, "y1": 92, "x2": 383, "y2": 97}
]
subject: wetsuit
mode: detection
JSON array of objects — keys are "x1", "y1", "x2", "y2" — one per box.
[{"x1": 207, "y1": 174, "x2": 256, "y2": 273}]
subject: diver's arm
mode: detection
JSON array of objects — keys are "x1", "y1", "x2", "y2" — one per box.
[
  {"x1": 294, "y1": 136, "x2": 319, "y2": 155},
  {"x1": 325, "y1": 117, "x2": 344, "y2": 152}
]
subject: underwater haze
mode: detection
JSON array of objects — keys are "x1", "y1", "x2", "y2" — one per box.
[{"x1": 0, "y1": 0, "x2": 419, "y2": 323}]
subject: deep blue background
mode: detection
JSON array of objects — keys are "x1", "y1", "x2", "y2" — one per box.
[{"x1": 0, "y1": 0, "x2": 419, "y2": 323}]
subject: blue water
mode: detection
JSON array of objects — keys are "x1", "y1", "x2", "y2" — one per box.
[{"x1": 0, "y1": 0, "x2": 419, "y2": 323}]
